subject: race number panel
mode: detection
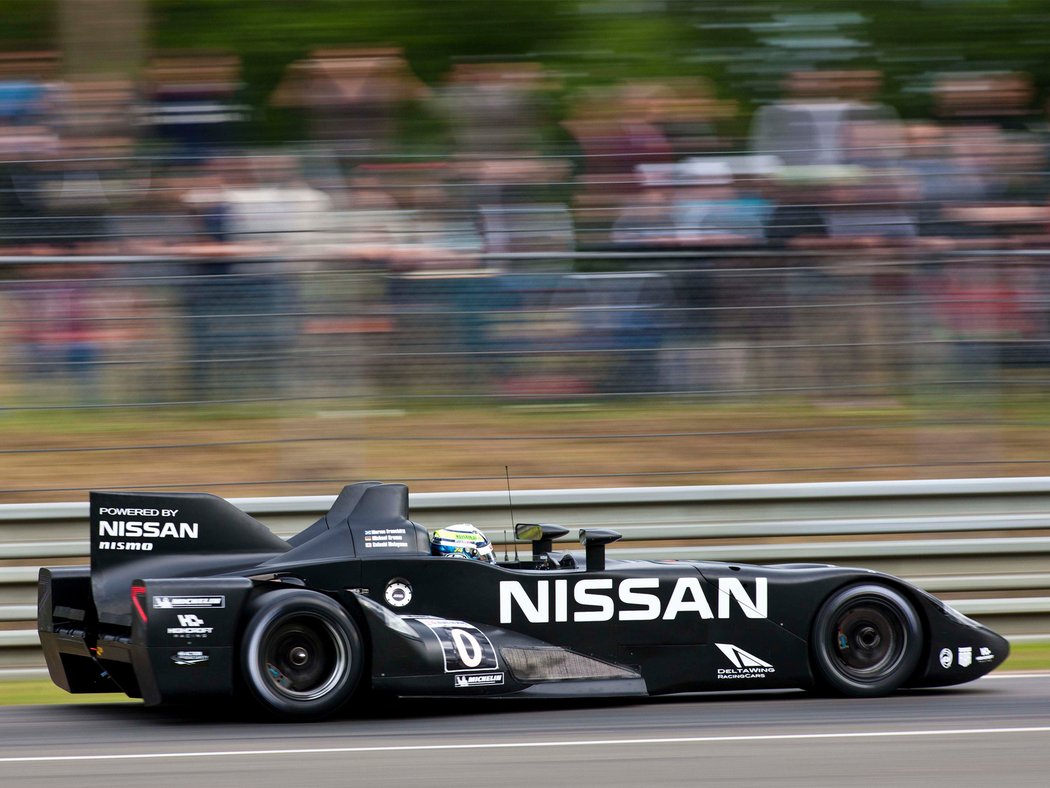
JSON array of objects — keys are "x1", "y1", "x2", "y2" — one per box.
[{"x1": 412, "y1": 617, "x2": 498, "y2": 672}]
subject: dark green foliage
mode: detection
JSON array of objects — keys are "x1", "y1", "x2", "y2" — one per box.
[{"x1": 3, "y1": 1, "x2": 1050, "y2": 142}]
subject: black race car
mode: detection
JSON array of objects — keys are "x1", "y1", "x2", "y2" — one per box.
[{"x1": 38, "y1": 482, "x2": 1009, "y2": 719}]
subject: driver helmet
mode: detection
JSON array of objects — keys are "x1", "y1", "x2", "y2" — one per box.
[{"x1": 430, "y1": 523, "x2": 495, "y2": 563}]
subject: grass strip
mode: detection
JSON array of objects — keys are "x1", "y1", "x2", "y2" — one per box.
[
  {"x1": 996, "y1": 640, "x2": 1050, "y2": 673},
  {"x1": 0, "y1": 680, "x2": 136, "y2": 707}
]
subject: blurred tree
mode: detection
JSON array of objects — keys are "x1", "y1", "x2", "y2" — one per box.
[
  {"x1": 149, "y1": 0, "x2": 576, "y2": 141},
  {"x1": 2, "y1": 0, "x2": 1049, "y2": 143},
  {"x1": 59, "y1": 0, "x2": 145, "y2": 77},
  {"x1": 0, "y1": 0, "x2": 56, "y2": 49}
]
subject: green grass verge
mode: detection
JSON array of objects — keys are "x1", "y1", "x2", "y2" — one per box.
[
  {"x1": 0, "y1": 680, "x2": 136, "y2": 707},
  {"x1": 1, "y1": 641, "x2": 1047, "y2": 707},
  {"x1": 996, "y1": 640, "x2": 1050, "y2": 673}
]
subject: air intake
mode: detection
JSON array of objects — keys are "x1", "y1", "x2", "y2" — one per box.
[{"x1": 500, "y1": 647, "x2": 638, "y2": 682}]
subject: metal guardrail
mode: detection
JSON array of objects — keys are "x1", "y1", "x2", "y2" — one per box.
[{"x1": 3, "y1": 477, "x2": 1050, "y2": 676}]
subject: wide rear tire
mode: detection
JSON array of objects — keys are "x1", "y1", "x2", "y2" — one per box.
[
  {"x1": 241, "y1": 589, "x2": 363, "y2": 719},
  {"x1": 811, "y1": 584, "x2": 922, "y2": 697}
]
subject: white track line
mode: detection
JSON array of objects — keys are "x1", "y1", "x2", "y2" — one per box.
[
  {"x1": 983, "y1": 672, "x2": 1050, "y2": 679},
  {"x1": 2, "y1": 726, "x2": 1050, "y2": 764}
]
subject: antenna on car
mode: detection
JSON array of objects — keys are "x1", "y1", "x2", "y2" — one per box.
[{"x1": 505, "y1": 465, "x2": 518, "y2": 562}]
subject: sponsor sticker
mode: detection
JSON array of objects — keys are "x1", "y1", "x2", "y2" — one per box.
[
  {"x1": 166, "y1": 614, "x2": 214, "y2": 637},
  {"x1": 153, "y1": 595, "x2": 226, "y2": 610},
  {"x1": 454, "y1": 673, "x2": 504, "y2": 688},
  {"x1": 97, "y1": 542, "x2": 155, "y2": 551},
  {"x1": 171, "y1": 650, "x2": 209, "y2": 666},
  {"x1": 97, "y1": 520, "x2": 198, "y2": 539},
  {"x1": 976, "y1": 646, "x2": 995, "y2": 663},
  {"x1": 939, "y1": 647, "x2": 954, "y2": 668},
  {"x1": 958, "y1": 646, "x2": 973, "y2": 668},
  {"x1": 715, "y1": 643, "x2": 776, "y2": 679},
  {"x1": 498, "y1": 576, "x2": 767, "y2": 624},
  {"x1": 98, "y1": 507, "x2": 179, "y2": 518}
]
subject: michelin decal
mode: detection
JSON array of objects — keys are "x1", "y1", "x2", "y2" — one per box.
[
  {"x1": 153, "y1": 596, "x2": 225, "y2": 610},
  {"x1": 455, "y1": 673, "x2": 504, "y2": 688}
]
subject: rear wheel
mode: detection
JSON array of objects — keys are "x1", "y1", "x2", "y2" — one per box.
[
  {"x1": 241, "y1": 589, "x2": 363, "y2": 719},
  {"x1": 811, "y1": 584, "x2": 922, "y2": 697}
]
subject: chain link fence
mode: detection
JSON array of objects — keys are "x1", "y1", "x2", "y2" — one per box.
[{"x1": 1, "y1": 138, "x2": 1050, "y2": 499}]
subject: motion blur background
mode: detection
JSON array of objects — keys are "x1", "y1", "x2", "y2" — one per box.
[{"x1": 3, "y1": 0, "x2": 1050, "y2": 502}]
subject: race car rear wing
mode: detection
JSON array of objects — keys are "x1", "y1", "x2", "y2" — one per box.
[{"x1": 90, "y1": 491, "x2": 290, "y2": 626}]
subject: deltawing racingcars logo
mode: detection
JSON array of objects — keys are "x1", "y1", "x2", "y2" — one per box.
[
  {"x1": 499, "y1": 577, "x2": 767, "y2": 624},
  {"x1": 715, "y1": 643, "x2": 776, "y2": 679},
  {"x1": 153, "y1": 596, "x2": 225, "y2": 609}
]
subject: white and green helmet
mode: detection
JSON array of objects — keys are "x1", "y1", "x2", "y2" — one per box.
[{"x1": 430, "y1": 523, "x2": 495, "y2": 563}]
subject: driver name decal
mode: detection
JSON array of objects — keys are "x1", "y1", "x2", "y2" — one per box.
[{"x1": 499, "y1": 577, "x2": 767, "y2": 624}]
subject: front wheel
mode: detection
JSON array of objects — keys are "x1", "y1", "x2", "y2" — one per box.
[
  {"x1": 811, "y1": 584, "x2": 922, "y2": 697},
  {"x1": 240, "y1": 589, "x2": 363, "y2": 719}
]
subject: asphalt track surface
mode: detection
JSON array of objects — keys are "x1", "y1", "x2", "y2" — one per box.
[{"x1": 1, "y1": 675, "x2": 1048, "y2": 787}]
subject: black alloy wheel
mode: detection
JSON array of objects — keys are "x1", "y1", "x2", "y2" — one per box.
[{"x1": 241, "y1": 589, "x2": 363, "y2": 719}]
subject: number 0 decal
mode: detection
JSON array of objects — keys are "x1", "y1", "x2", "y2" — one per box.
[
  {"x1": 415, "y1": 618, "x2": 498, "y2": 672},
  {"x1": 451, "y1": 628, "x2": 483, "y2": 668}
]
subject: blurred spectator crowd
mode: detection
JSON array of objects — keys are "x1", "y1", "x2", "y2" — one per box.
[{"x1": 3, "y1": 49, "x2": 1050, "y2": 405}]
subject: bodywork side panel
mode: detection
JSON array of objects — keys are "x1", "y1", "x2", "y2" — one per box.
[
  {"x1": 697, "y1": 561, "x2": 1009, "y2": 688},
  {"x1": 132, "y1": 577, "x2": 255, "y2": 705},
  {"x1": 37, "y1": 566, "x2": 113, "y2": 694},
  {"x1": 356, "y1": 557, "x2": 810, "y2": 695}
]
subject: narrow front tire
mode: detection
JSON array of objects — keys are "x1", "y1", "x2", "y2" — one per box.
[{"x1": 811, "y1": 584, "x2": 922, "y2": 697}]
